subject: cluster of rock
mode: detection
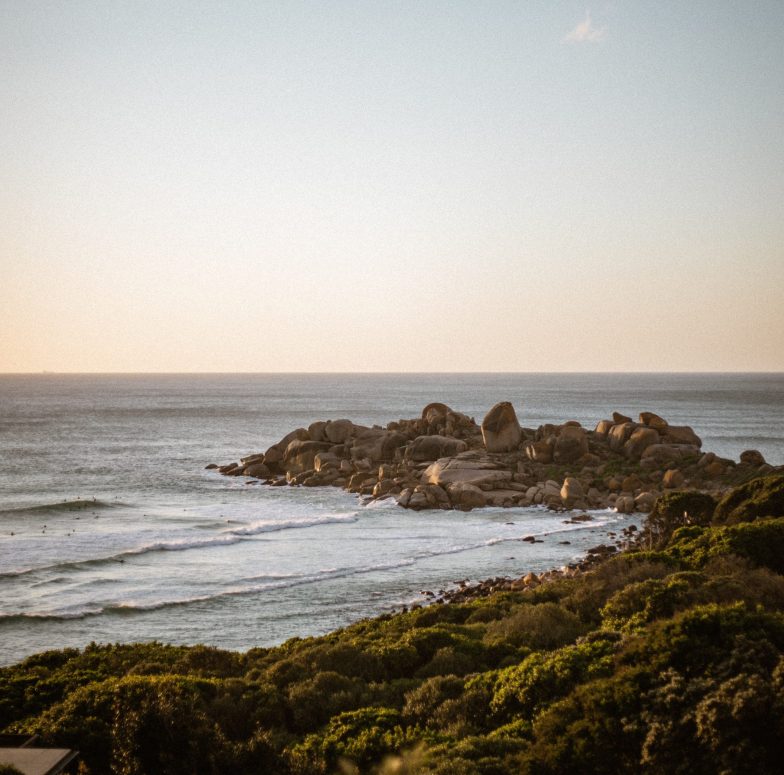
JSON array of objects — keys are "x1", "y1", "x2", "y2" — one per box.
[{"x1": 209, "y1": 401, "x2": 775, "y2": 515}]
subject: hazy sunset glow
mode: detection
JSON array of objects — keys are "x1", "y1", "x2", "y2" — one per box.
[{"x1": 1, "y1": 1, "x2": 782, "y2": 372}]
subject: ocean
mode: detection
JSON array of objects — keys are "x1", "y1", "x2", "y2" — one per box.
[{"x1": 1, "y1": 373, "x2": 782, "y2": 666}]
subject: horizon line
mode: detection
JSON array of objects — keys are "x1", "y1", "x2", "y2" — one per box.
[{"x1": 2, "y1": 370, "x2": 783, "y2": 377}]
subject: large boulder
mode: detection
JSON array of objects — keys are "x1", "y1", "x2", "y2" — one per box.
[
  {"x1": 608, "y1": 422, "x2": 637, "y2": 452},
  {"x1": 421, "y1": 402, "x2": 450, "y2": 429},
  {"x1": 447, "y1": 482, "x2": 487, "y2": 510},
  {"x1": 560, "y1": 477, "x2": 585, "y2": 508},
  {"x1": 244, "y1": 462, "x2": 271, "y2": 478},
  {"x1": 313, "y1": 451, "x2": 340, "y2": 472},
  {"x1": 325, "y1": 419, "x2": 355, "y2": 444},
  {"x1": 307, "y1": 421, "x2": 328, "y2": 442},
  {"x1": 639, "y1": 412, "x2": 668, "y2": 430},
  {"x1": 405, "y1": 435, "x2": 468, "y2": 462},
  {"x1": 481, "y1": 402, "x2": 522, "y2": 453},
  {"x1": 553, "y1": 425, "x2": 589, "y2": 464},
  {"x1": 423, "y1": 455, "x2": 513, "y2": 490},
  {"x1": 262, "y1": 446, "x2": 284, "y2": 471},
  {"x1": 594, "y1": 420, "x2": 614, "y2": 437},
  {"x1": 623, "y1": 427, "x2": 660, "y2": 460},
  {"x1": 663, "y1": 425, "x2": 702, "y2": 448},
  {"x1": 351, "y1": 429, "x2": 409, "y2": 463},
  {"x1": 270, "y1": 428, "x2": 309, "y2": 454},
  {"x1": 740, "y1": 449, "x2": 766, "y2": 466},
  {"x1": 400, "y1": 484, "x2": 450, "y2": 511},
  {"x1": 283, "y1": 440, "x2": 334, "y2": 474}
]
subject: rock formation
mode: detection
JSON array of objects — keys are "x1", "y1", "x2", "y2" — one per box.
[{"x1": 209, "y1": 400, "x2": 780, "y2": 516}]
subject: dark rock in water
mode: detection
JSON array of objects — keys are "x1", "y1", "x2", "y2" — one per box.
[
  {"x1": 205, "y1": 463, "x2": 218, "y2": 470},
  {"x1": 571, "y1": 514, "x2": 593, "y2": 522},
  {"x1": 588, "y1": 544, "x2": 616, "y2": 555},
  {"x1": 244, "y1": 462, "x2": 271, "y2": 479}
]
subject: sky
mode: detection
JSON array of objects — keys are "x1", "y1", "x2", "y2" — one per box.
[{"x1": 1, "y1": 0, "x2": 783, "y2": 373}]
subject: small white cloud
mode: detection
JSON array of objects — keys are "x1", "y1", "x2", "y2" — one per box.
[{"x1": 564, "y1": 10, "x2": 606, "y2": 43}]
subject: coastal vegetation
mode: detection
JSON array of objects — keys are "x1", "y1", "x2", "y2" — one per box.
[{"x1": 2, "y1": 473, "x2": 783, "y2": 773}]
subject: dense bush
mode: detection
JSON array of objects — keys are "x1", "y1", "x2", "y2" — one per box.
[
  {"x1": 713, "y1": 473, "x2": 784, "y2": 524},
  {"x1": 641, "y1": 490, "x2": 716, "y2": 548}
]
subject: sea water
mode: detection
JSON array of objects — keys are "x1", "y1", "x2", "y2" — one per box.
[{"x1": 1, "y1": 373, "x2": 782, "y2": 666}]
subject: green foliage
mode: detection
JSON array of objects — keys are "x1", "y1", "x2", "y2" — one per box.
[
  {"x1": 3, "y1": 476, "x2": 784, "y2": 773},
  {"x1": 642, "y1": 490, "x2": 716, "y2": 548},
  {"x1": 713, "y1": 472, "x2": 784, "y2": 524},
  {"x1": 667, "y1": 518, "x2": 784, "y2": 573},
  {"x1": 292, "y1": 707, "x2": 412, "y2": 773},
  {"x1": 483, "y1": 602, "x2": 586, "y2": 649},
  {"x1": 601, "y1": 573, "x2": 703, "y2": 631},
  {"x1": 491, "y1": 636, "x2": 617, "y2": 722}
]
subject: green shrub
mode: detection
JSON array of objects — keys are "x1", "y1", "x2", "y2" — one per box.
[
  {"x1": 601, "y1": 573, "x2": 704, "y2": 631},
  {"x1": 402, "y1": 675, "x2": 465, "y2": 728},
  {"x1": 484, "y1": 603, "x2": 585, "y2": 650},
  {"x1": 713, "y1": 473, "x2": 784, "y2": 525},
  {"x1": 293, "y1": 707, "x2": 411, "y2": 772},
  {"x1": 491, "y1": 637, "x2": 617, "y2": 722},
  {"x1": 667, "y1": 518, "x2": 784, "y2": 573},
  {"x1": 286, "y1": 670, "x2": 366, "y2": 732},
  {"x1": 642, "y1": 491, "x2": 716, "y2": 549}
]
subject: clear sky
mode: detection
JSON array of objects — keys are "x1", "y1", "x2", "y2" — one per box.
[{"x1": 1, "y1": 1, "x2": 783, "y2": 372}]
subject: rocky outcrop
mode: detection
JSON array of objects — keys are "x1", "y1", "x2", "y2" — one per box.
[{"x1": 209, "y1": 401, "x2": 779, "y2": 516}]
